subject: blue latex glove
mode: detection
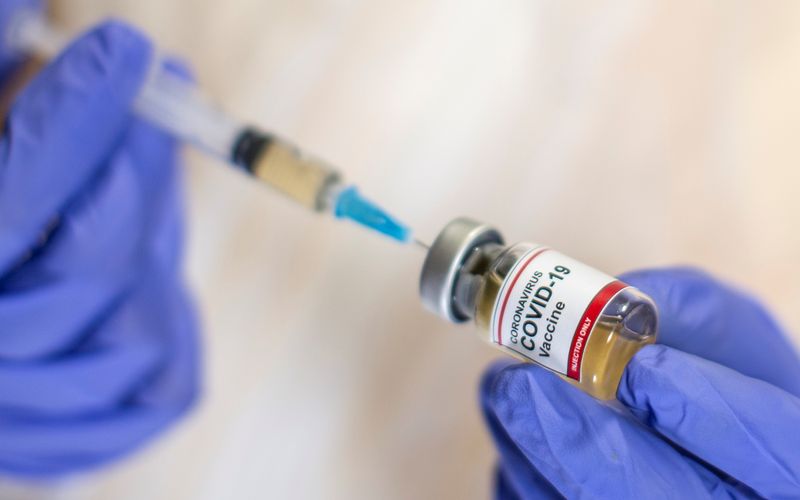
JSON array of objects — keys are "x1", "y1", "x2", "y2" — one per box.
[
  {"x1": 481, "y1": 268, "x2": 800, "y2": 499},
  {"x1": 0, "y1": 21, "x2": 199, "y2": 477}
]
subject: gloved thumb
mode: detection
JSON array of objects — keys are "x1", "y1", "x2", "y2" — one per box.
[
  {"x1": 0, "y1": 20, "x2": 152, "y2": 275},
  {"x1": 618, "y1": 344, "x2": 800, "y2": 499}
]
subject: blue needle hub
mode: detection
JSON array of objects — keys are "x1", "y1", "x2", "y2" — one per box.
[{"x1": 333, "y1": 186, "x2": 411, "y2": 243}]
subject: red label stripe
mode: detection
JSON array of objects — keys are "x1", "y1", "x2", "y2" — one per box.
[{"x1": 566, "y1": 280, "x2": 627, "y2": 380}]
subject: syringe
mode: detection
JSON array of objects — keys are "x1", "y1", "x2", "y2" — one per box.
[{"x1": 5, "y1": 11, "x2": 413, "y2": 243}]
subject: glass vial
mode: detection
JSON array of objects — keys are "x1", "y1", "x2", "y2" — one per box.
[{"x1": 419, "y1": 218, "x2": 658, "y2": 400}]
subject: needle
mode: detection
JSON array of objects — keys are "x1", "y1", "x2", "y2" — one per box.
[{"x1": 413, "y1": 238, "x2": 430, "y2": 251}]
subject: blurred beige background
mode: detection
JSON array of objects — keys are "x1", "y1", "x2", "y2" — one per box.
[{"x1": 4, "y1": 0, "x2": 800, "y2": 499}]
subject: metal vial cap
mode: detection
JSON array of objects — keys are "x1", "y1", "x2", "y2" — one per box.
[{"x1": 419, "y1": 217, "x2": 504, "y2": 323}]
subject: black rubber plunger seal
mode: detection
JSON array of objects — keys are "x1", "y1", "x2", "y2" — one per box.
[{"x1": 231, "y1": 127, "x2": 273, "y2": 173}]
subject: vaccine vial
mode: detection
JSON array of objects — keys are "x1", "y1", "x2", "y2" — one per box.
[{"x1": 419, "y1": 218, "x2": 658, "y2": 400}]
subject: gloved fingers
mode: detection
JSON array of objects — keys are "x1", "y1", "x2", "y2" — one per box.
[
  {"x1": 0, "y1": 0, "x2": 43, "y2": 81},
  {"x1": 0, "y1": 20, "x2": 152, "y2": 275},
  {"x1": 0, "y1": 405, "x2": 189, "y2": 477},
  {"x1": 481, "y1": 362, "x2": 735, "y2": 499},
  {"x1": 494, "y1": 466, "x2": 528, "y2": 500},
  {"x1": 0, "y1": 150, "x2": 147, "y2": 359},
  {"x1": 0, "y1": 338, "x2": 160, "y2": 416},
  {"x1": 83, "y1": 269, "x2": 200, "y2": 409},
  {"x1": 619, "y1": 267, "x2": 800, "y2": 396},
  {"x1": 0, "y1": 271, "x2": 191, "y2": 414},
  {"x1": 0, "y1": 250, "x2": 197, "y2": 412},
  {"x1": 619, "y1": 344, "x2": 800, "y2": 499},
  {"x1": 481, "y1": 362, "x2": 563, "y2": 499},
  {"x1": 0, "y1": 274, "x2": 199, "y2": 477},
  {"x1": 0, "y1": 85, "x2": 189, "y2": 359},
  {"x1": 0, "y1": 280, "x2": 126, "y2": 360},
  {"x1": 118, "y1": 116, "x2": 184, "y2": 271}
]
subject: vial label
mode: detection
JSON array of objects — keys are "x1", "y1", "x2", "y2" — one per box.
[{"x1": 489, "y1": 247, "x2": 627, "y2": 380}]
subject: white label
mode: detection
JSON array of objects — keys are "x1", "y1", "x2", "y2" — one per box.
[{"x1": 489, "y1": 247, "x2": 626, "y2": 380}]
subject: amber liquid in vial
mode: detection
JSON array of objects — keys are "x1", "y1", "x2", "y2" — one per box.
[{"x1": 471, "y1": 245, "x2": 657, "y2": 400}]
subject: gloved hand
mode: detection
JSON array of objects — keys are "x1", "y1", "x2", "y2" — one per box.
[
  {"x1": 0, "y1": 21, "x2": 199, "y2": 477},
  {"x1": 481, "y1": 268, "x2": 800, "y2": 499}
]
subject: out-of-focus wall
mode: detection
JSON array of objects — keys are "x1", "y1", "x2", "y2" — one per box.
[{"x1": 15, "y1": 1, "x2": 799, "y2": 498}]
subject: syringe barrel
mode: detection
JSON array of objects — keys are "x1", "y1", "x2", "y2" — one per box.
[
  {"x1": 135, "y1": 71, "x2": 343, "y2": 211},
  {"x1": 134, "y1": 65, "x2": 242, "y2": 160},
  {"x1": 7, "y1": 11, "x2": 344, "y2": 212}
]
